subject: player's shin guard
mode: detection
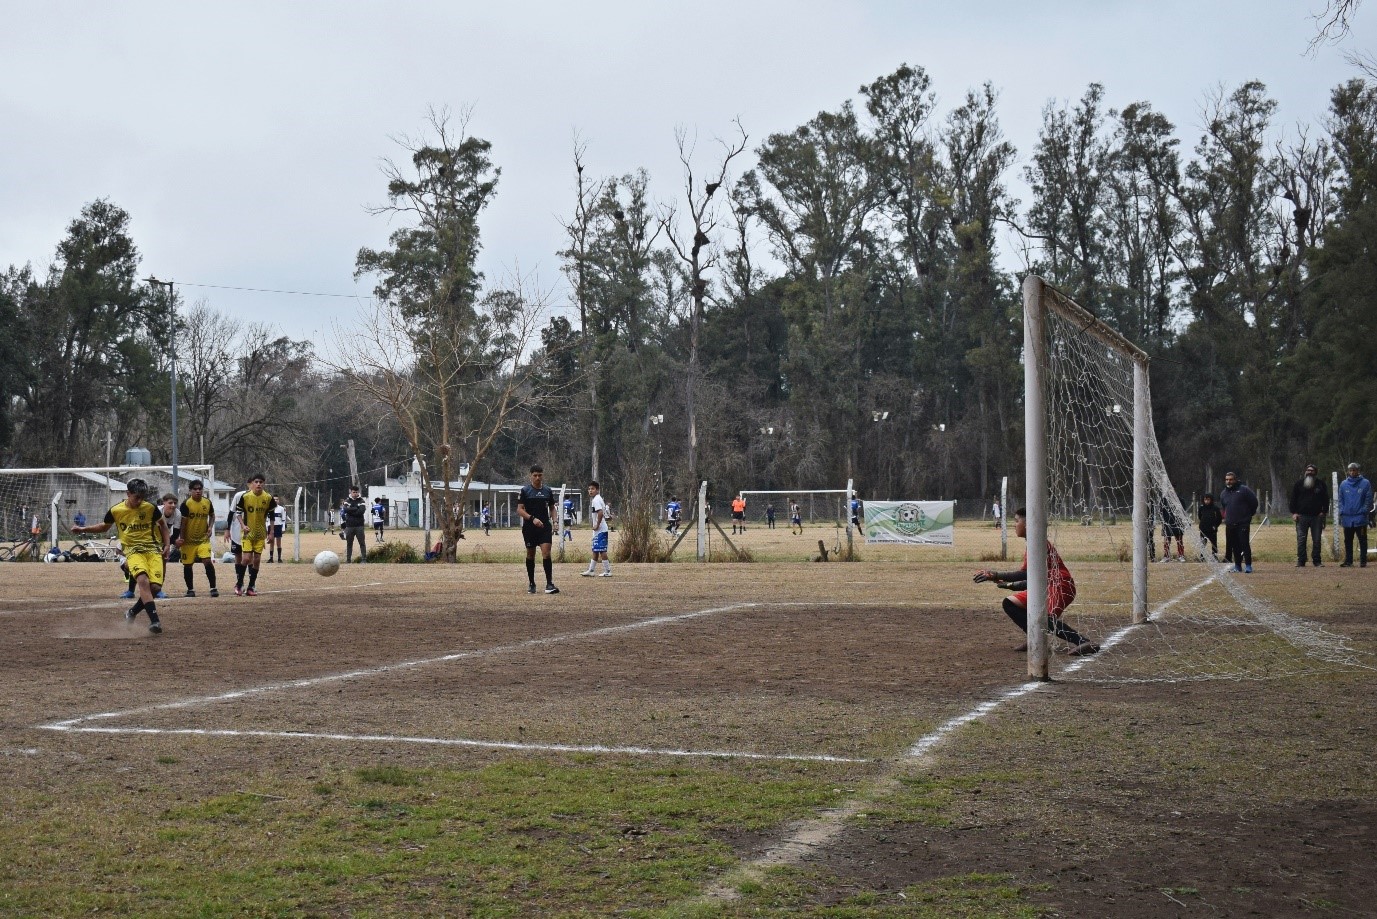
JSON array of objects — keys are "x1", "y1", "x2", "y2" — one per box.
[
  {"x1": 184, "y1": 566, "x2": 195, "y2": 591},
  {"x1": 204, "y1": 562, "x2": 217, "y2": 588},
  {"x1": 525, "y1": 558, "x2": 536, "y2": 586},
  {"x1": 542, "y1": 557, "x2": 553, "y2": 585},
  {"x1": 234, "y1": 564, "x2": 246, "y2": 587},
  {"x1": 248, "y1": 566, "x2": 259, "y2": 588}
]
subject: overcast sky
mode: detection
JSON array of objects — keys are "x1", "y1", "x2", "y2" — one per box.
[{"x1": 2, "y1": 1, "x2": 1371, "y2": 349}]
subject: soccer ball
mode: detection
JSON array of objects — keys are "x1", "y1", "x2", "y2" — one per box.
[{"x1": 314, "y1": 550, "x2": 341, "y2": 577}]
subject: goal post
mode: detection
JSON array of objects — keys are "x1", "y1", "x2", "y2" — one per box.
[{"x1": 1024, "y1": 276, "x2": 1154, "y2": 679}]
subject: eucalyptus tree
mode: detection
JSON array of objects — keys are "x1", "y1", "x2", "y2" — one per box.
[
  {"x1": 9, "y1": 199, "x2": 168, "y2": 466},
  {"x1": 346, "y1": 111, "x2": 565, "y2": 556}
]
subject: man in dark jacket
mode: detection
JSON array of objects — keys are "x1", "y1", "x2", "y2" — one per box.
[
  {"x1": 1289, "y1": 462, "x2": 1329, "y2": 567},
  {"x1": 1219, "y1": 471, "x2": 1259, "y2": 573},
  {"x1": 340, "y1": 485, "x2": 368, "y2": 563}
]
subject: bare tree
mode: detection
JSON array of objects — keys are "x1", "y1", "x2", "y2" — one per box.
[
  {"x1": 557, "y1": 136, "x2": 606, "y2": 480},
  {"x1": 659, "y1": 120, "x2": 749, "y2": 484},
  {"x1": 328, "y1": 270, "x2": 568, "y2": 558}
]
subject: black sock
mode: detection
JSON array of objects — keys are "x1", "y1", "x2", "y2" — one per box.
[
  {"x1": 235, "y1": 564, "x2": 245, "y2": 586},
  {"x1": 249, "y1": 566, "x2": 259, "y2": 588},
  {"x1": 205, "y1": 563, "x2": 217, "y2": 588},
  {"x1": 184, "y1": 567, "x2": 194, "y2": 591},
  {"x1": 543, "y1": 557, "x2": 553, "y2": 585},
  {"x1": 526, "y1": 558, "x2": 536, "y2": 585},
  {"x1": 145, "y1": 602, "x2": 158, "y2": 623},
  {"x1": 130, "y1": 599, "x2": 146, "y2": 614}
]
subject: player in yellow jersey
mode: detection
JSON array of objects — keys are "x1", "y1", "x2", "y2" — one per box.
[
  {"x1": 233, "y1": 473, "x2": 277, "y2": 597},
  {"x1": 177, "y1": 479, "x2": 219, "y2": 598},
  {"x1": 72, "y1": 478, "x2": 169, "y2": 634}
]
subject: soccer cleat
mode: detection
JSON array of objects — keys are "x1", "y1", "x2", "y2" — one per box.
[
  {"x1": 209, "y1": 588, "x2": 220, "y2": 597},
  {"x1": 148, "y1": 621, "x2": 162, "y2": 634},
  {"x1": 599, "y1": 570, "x2": 612, "y2": 577},
  {"x1": 544, "y1": 584, "x2": 560, "y2": 594},
  {"x1": 155, "y1": 591, "x2": 167, "y2": 599},
  {"x1": 1244, "y1": 564, "x2": 1253, "y2": 573},
  {"x1": 185, "y1": 590, "x2": 197, "y2": 598},
  {"x1": 120, "y1": 590, "x2": 135, "y2": 600},
  {"x1": 245, "y1": 587, "x2": 258, "y2": 597},
  {"x1": 234, "y1": 586, "x2": 244, "y2": 596},
  {"x1": 581, "y1": 569, "x2": 595, "y2": 577},
  {"x1": 1233, "y1": 564, "x2": 1243, "y2": 572},
  {"x1": 528, "y1": 584, "x2": 537, "y2": 594},
  {"x1": 125, "y1": 607, "x2": 139, "y2": 623},
  {"x1": 1313, "y1": 562, "x2": 1323, "y2": 568}
]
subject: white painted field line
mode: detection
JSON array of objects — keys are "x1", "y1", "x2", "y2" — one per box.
[
  {"x1": 52, "y1": 726, "x2": 867, "y2": 763},
  {"x1": 697, "y1": 572, "x2": 1217, "y2": 904},
  {"x1": 40, "y1": 601, "x2": 758, "y2": 731}
]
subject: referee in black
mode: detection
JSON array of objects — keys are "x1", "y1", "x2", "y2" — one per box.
[{"x1": 517, "y1": 465, "x2": 560, "y2": 594}]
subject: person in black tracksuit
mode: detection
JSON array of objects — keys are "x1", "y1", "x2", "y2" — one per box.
[
  {"x1": 1289, "y1": 463, "x2": 1330, "y2": 567},
  {"x1": 1197, "y1": 493, "x2": 1222, "y2": 559},
  {"x1": 340, "y1": 485, "x2": 368, "y2": 563},
  {"x1": 1219, "y1": 471, "x2": 1259, "y2": 572}
]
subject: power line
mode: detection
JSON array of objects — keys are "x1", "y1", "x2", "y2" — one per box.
[{"x1": 172, "y1": 281, "x2": 374, "y2": 300}]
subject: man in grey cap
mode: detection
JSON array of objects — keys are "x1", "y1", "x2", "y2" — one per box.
[
  {"x1": 1289, "y1": 462, "x2": 1330, "y2": 567},
  {"x1": 1337, "y1": 462, "x2": 1372, "y2": 567}
]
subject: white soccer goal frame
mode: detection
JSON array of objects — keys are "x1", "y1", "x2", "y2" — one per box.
[{"x1": 1024, "y1": 276, "x2": 1150, "y2": 680}]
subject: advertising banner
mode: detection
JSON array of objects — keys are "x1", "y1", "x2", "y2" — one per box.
[{"x1": 862, "y1": 500, "x2": 955, "y2": 545}]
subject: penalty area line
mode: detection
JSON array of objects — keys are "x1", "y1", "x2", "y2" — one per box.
[
  {"x1": 46, "y1": 726, "x2": 868, "y2": 763},
  {"x1": 38, "y1": 601, "x2": 761, "y2": 731}
]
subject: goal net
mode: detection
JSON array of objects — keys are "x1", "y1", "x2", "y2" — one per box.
[
  {"x1": 0, "y1": 464, "x2": 217, "y2": 561},
  {"x1": 1024, "y1": 277, "x2": 1369, "y2": 682}
]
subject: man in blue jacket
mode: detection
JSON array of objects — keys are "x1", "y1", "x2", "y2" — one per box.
[
  {"x1": 1338, "y1": 462, "x2": 1372, "y2": 568},
  {"x1": 1219, "y1": 471, "x2": 1259, "y2": 573}
]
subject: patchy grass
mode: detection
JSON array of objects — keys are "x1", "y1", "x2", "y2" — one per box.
[{"x1": 0, "y1": 760, "x2": 851, "y2": 917}]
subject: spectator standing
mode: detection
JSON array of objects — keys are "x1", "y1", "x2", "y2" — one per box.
[
  {"x1": 991, "y1": 499, "x2": 1002, "y2": 528},
  {"x1": 1219, "y1": 471, "x2": 1259, "y2": 573},
  {"x1": 1289, "y1": 463, "x2": 1330, "y2": 568},
  {"x1": 765, "y1": 501, "x2": 776, "y2": 529},
  {"x1": 340, "y1": 485, "x2": 368, "y2": 563},
  {"x1": 73, "y1": 510, "x2": 87, "y2": 529},
  {"x1": 1338, "y1": 462, "x2": 1372, "y2": 568},
  {"x1": 1197, "y1": 494, "x2": 1222, "y2": 559},
  {"x1": 481, "y1": 504, "x2": 492, "y2": 536}
]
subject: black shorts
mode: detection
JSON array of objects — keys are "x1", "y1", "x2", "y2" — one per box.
[
  {"x1": 522, "y1": 523, "x2": 553, "y2": 549},
  {"x1": 272, "y1": 525, "x2": 284, "y2": 538},
  {"x1": 732, "y1": 511, "x2": 744, "y2": 520}
]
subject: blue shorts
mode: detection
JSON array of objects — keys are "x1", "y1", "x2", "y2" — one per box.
[{"x1": 591, "y1": 531, "x2": 609, "y2": 554}]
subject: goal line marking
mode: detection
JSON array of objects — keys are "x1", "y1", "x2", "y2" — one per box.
[{"x1": 49, "y1": 726, "x2": 868, "y2": 763}]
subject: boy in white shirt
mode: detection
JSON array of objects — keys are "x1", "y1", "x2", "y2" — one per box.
[{"x1": 581, "y1": 481, "x2": 612, "y2": 577}]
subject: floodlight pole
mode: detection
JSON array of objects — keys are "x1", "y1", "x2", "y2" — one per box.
[{"x1": 146, "y1": 277, "x2": 178, "y2": 498}]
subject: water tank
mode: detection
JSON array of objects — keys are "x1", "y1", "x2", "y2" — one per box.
[{"x1": 124, "y1": 447, "x2": 152, "y2": 465}]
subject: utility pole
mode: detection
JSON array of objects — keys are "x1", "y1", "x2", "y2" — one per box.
[{"x1": 145, "y1": 276, "x2": 178, "y2": 497}]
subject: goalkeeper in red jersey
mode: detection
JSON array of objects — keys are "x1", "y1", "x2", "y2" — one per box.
[{"x1": 974, "y1": 507, "x2": 1099, "y2": 656}]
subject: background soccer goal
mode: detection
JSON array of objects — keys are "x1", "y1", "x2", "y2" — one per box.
[
  {"x1": 0, "y1": 464, "x2": 218, "y2": 559},
  {"x1": 1023, "y1": 276, "x2": 1368, "y2": 682}
]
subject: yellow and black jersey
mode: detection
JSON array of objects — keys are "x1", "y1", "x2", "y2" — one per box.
[
  {"x1": 235, "y1": 490, "x2": 277, "y2": 540},
  {"x1": 179, "y1": 496, "x2": 215, "y2": 543},
  {"x1": 104, "y1": 500, "x2": 164, "y2": 555}
]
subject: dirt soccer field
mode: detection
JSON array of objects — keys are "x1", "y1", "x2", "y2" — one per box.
[{"x1": 2, "y1": 521, "x2": 1375, "y2": 917}]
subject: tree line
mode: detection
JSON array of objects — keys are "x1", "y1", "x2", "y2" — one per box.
[{"x1": 3, "y1": 67, "x2": 1375, "y2": 521}]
